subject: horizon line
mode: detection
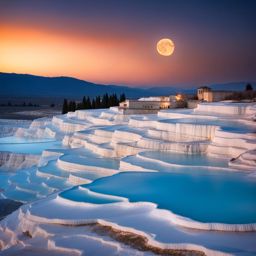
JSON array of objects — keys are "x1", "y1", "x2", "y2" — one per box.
[{"x1": 0, "y1": 71, "x2": 255, "y2": 90}]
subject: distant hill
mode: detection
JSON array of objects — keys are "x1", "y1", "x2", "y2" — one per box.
[
  {"x1": 209, "y1": 82, "x2": 256, "y2": 91},
  {"x1": 0, "y1": 72, "x2": 254, "y2": 103},
  {"x1": 0, "y1": 72, "x2": 151, "y2": 100},
  {"x1": 148, "y1": 82, "x2": 256, "y2": 95}
]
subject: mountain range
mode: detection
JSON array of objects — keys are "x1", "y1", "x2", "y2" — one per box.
[{"x1": 0, "y1": 72, "x2": 254, "y2": 102}]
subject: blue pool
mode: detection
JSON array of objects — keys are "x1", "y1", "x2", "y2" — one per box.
[
  {"x1": 0, "y1": 136, "x2": 62, "y2": 154},
  {"x1": 0, "y1": 136, "x2": 55, "y2": 144},
  {"x1": 61, "y1": 171, "x2": 256, "y2": 224},
  {"x1": 140, "y1": 151, "x2": 229, "y2": 167},
  {"x1": 61, "y1": 186, "x2": 124, "y2": 204}
]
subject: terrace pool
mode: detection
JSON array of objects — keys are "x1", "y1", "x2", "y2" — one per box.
[
  {"x1": 61, "y1": 186, "x2": 125, "y2": 204},
  {"x1": 140, "y1": 151, "x2": 229, "y2": 168},
  {"x1": 0, "y1": 136, "x2": 63, "y2": 154},
  {"x1": 61, "y1": 170, "x2": 256, "y2": 224}
]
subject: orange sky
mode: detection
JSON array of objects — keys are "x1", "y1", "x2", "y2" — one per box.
[
  {"x1": 0, "y1": 24, "x2": 181, "y2": 86},
  {"x1": 1, "y1": 0, "x2": 256, "y2": 87}
]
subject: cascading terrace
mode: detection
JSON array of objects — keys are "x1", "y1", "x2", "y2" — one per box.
[{"x1": 0, "y1": 102, "x2": 256, "y2": 256}]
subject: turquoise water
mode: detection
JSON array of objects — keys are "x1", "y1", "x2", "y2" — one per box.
[
  {"x1": 61, "y1": 186, "x2": 123, "y2": 204},
  {"x1": 43, "y1": 177, "x2": 70, "y2": 190},
  {"x1": 141, "y1": 151, "x2": 229, "y2": 167},
  {"x1": 0, "y1": 136, "x2": 55, "y2": 144},
  {"x1": 0, "y1": 136, "x2": 62, "y2": 154},
  {"x1": 0, "y1": 172, "x2": 12, "y2": 190},
  {"x1": 160, "y1": 118, "x2": 253, "y2": 132},
  {"x1": 61, "y1": 154, "x2": 119, "y2": 170},
  {"x1": 60, "y1": 171, "x2": 256, "y2": 224},
  {"x1": 3, "y1": 188, "x2": 37, "y2": 202}
]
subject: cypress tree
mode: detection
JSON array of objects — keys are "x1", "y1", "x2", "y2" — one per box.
[
  {"x1": 113, "y1": 93, "x2": 119, "y2": 106},
  {"x1": 68, "y1": 101, "x2": 76, "y2": 112},
  {"x1": 109, "y1": 94, "x2": 113, "y2": 107},
  {"x1": 92, "y1": 99, "x2": 96, "y2": 109},
  {"x1": 119, "y1": 93, "x2": 126, "y2": 102},
  {"x1": 102, "y1": 93, "x2": 109, "y2": 108},
  {"x1": 73, "y1": 101, "x2": 77, "y2": 111},
  {"x1": 68, "y1": 101, "x2": 72, "y2": 112},
  {"x1": 62, "y1": 99, "x2": 68, "y2": 114},
  {"x1": 76, "y1": 102, "x2": 83, "y2": 110},
  {"x1": 64, "y1": 93, "x2": 126, "y2": 113},
  {"x1": 245, "y1": 83, "x2": 253, "y2": 91},
  {"x1": 95, "y1": 96, "x2": 101, "y2": 108},
  {"x1": 86, "y1": 97, "x2": 92, "y2": 109},
  {"x1": 106, "y1": 93, "x2": 109, "y2": 107},
  {"x1": 82, "y1": 96, "x2": 87, "y2": 109}
]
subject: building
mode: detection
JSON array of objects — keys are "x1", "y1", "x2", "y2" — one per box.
[
  {"x1": 119, "y1": 95, "x2": 187, "y2": 114},
  {"x1": 197, "y1": 87, "x2": 233, "y2": 102},
  {"x1": 197, "y1": 87, "x2": 211, "y2": 101}
]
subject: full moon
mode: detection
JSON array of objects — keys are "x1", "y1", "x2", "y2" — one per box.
[{"x1": 157, "y1": 38, "x2": 175, "y2": 56}]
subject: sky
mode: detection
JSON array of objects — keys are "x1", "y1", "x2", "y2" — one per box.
[{"x1": 0, "y1": 0, "x2": 256, "y2": 87}]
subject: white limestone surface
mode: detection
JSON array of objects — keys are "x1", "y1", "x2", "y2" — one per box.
[{"x1": 0, "y1": 102, "x2": 256, "y2": 255}]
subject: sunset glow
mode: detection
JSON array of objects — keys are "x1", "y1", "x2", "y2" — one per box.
[
  {"x1": 1, "y1": 0, "x2": 256, "y2": 86},
  {"x1": 0, "y1": 24, "x2": 166, "y2": 85},
  {"x1": 0, "y1": 2, "x2": 256, "y2": 255}
]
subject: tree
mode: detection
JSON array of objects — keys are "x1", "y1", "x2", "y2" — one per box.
[
  {"x1": 91, "y1": 99, "x2": 96, "y2": 109},
  {"x1": 95, "y1": 96, "x2": 101, "y2": 108},
  {"x1": 62, "y1": 99, "x2": 68, "y2": 114},
  {"x1": 86, "y1": 97, "x2": 92, "y2": 109},
  {"x1": 114, "y1": 94, "x2": 119, "y2": 105},
  {"x1": 119, "y1": 93, "x2": 126, "y2": 102},
  {"x1": 109, "y1": 93, "x2": 119, "y2": 106},
  {"x1": 245, "y1": 83, "x2": 253, "y2": 91},
  {"x1": 68, "y1": 101, "x2": 76, "y2": 112},
  {"x1": 82, "y1": 96, "x2": 87, "y2": 109},
  {"x1": 102, "y1": 93, "x2": 109, "y2": 108},
  {"x1": 109, "y1": 94, "x2": 114, "y2": 107},
  {"x1": 72, "y1": 101, "x2": 77, "y2": 111},
  {"x1": 76, "y1": 102, "x2": 83, "y2": 110},
  {"x1": 63, "y1": 92, "x2": 126, "y2": 113}
]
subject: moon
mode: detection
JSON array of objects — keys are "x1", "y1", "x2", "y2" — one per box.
[{"x1": 157, "y1": 38, "x2": 175, "y2": 56}]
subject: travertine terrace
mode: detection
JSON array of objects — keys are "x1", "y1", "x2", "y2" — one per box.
[{"x1": 0, "y1": 102, "x2": 256, "y2": 255}]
